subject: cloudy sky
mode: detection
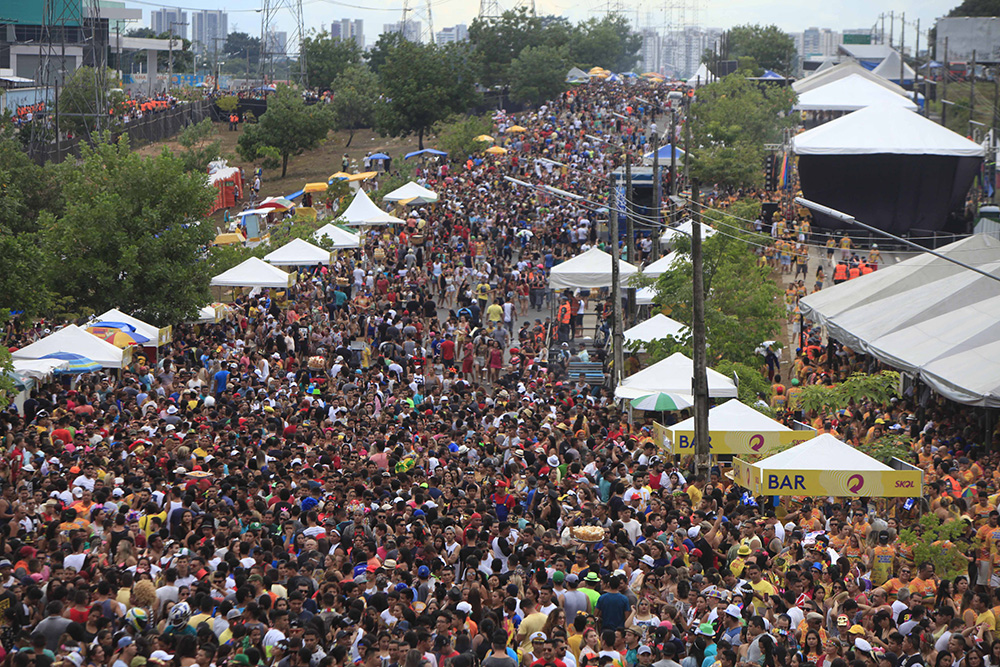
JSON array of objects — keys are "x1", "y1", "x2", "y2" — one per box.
[{"x1": 125, "y1": 0, "x2": 959, "y2": 48}]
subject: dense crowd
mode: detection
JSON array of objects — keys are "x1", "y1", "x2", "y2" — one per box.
[{"x1": 2, "y1": 78, "x2": 998, "y2": 667}]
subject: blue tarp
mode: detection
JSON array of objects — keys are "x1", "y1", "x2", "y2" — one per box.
[
  {"x1": 761, "y1": 70, "x2": 784, "y2": 80},
  {"x1": 404, "y1": 149, "x2": 448, "y2": 160},
  {"x1": 369, "y1": 153, "x2": 390, "y2": 160},
  {"x1": 643, "y1": 144, "x2": 686, "y2": 161}
]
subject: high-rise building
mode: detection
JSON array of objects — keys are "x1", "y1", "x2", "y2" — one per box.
[
  {"x1": 383, "y1": 21, "x2": 422, "y2": 43},
  {"x1": 150, "y1": 8, "x2": 188, "y2": 39},
  {"x1": 792, "y1": 27, "x2": 841, "y2": 59},
  {"x1": 266, "y1": 31, "x2": 288, "y2": 57},
  {"x1": 435, "y1": 24, "x2": 468, "y2": 45},
  {"x1": 191, "y1": 10, "x2": 228, "y2": 57},
  {"x1": 639, "y1": 28, "x2": 661, "y2": 74},
  {"x1": 662, "y1": 27, "x2": 722, "y2": 79},
  {"x1": 330, "y1": 19, "x2": 364, "y2": 49}
]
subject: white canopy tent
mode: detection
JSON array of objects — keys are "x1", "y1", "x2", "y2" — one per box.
[
  {"x1": 191, "y1": 304, "x2": 225, "y2": 324},
  {"x1": 383, "y1": 182, "x2": 439, "y2": 205},
  {"x1": 793, "y1": 61, "x2": 908, "y2": 96},
  {"x1": 687, "y1": 63, "x2": 712, "y2": 86},
  {"x1": 641, "y1": 251, "x2": 685, "y2": 279},
  {"x1": 312, "y1": 224, "x2": 361, "y2": 249},
  {"x1": 659, "y1": 219, "x2": 716, "y2": 247},
  {"x1": 13, "y1": 324, "x2": 130, "y2": 369},
  {"x1": 670, "y1": 399, "x2": 794, "y2": 436},
  {"x1": 548, "y1": 247, "x2": 639, "y2": 289},
  {"x1": 341, "y1": 189, "x2": 404, "y2": 226},
  {"x1": 793, "y1": 103, "x2": 986, "y2": 157},
  {"x1": 566, "y1": 67, "x2": 590, "y2": 83},
  {"x1": 210, "y1": 257, "x2": 296, "y2": 289},
  {"x1": 872, "y1": 50, "x2": 917, "y2": 83},
  {"x1": 623, "y1": 314, "x2": 687, "y2": 351},
  {"x1": 264, "y1": 238, "x2": 332, "y2": 266},
  {"x1": 793, "y1": 74, "x2": 918, "y2": 112},
  {"x1": 799, "y1": 235, "x2": 1000, "y2": 407},
  {"x1": 614, "y1": 352, "x2": 738, "y2": 400},
  {"x1": 665, "y1": 399, "x2": 814, "y2": 455},
  {"x1": 635, "y1": 286, "x2": 657, "y2": 305},
  {"x1": 12, "y1": 358, "x2": 71, "y2": 380},
  {"x1": 92, "y1": 308, "x2": 172, "y2": 347}
]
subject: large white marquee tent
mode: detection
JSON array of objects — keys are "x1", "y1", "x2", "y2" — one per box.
[
  {"x1": 13, "y1": 325, "x2": 129, "y2": 369},
  {"x1": 793, "y1": 74, "x2": 918, "y2": 112},
  {"x1": 614, "y1": 352, "x2": 737, "y2": 400},
  {"x1": 548, "y1": 247, "x2": 638, "y2": 289}
]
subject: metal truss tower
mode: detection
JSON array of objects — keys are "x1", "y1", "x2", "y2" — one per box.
[{"x1": 259, "y1": 0, "x2": 306, "y2": 86}]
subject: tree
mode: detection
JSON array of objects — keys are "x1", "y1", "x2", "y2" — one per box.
[
  {"x1": 331, "y1": 64, "x2": 378, "y2": 148},
  {"x1": 237, "y1": 85, "x2": 333, "y2": 177},
  {"x1": 468, "y1": 8, "x2": 570, "y2": 88},
  {"x1": 948, "y1": 0, "x2": 1000, "y2": 15},
  {"x1": 301, "y1": 31, "x2": 361, "y2": 90},
  {"x1": 899, "y1": 514, "x2": 974, "y2": 580},
  {"x1": 722, "y1": 24, "x2": 797, "y2": 76},
  {"x1": 570, "y1": 14, "x2": 642, "y2": 72},
  {"x1": 509, "y1": 44, "x2": 569, "y2": 105},
  {"x1": 687, "y1": 73, "x2": 796, "y2": 190},
  {"x1": 650, "y1": 201, "x2": 784, "y2": 368},
  {"x1": 177, "y1": 118, "x2": 224, "y2": 173},
  {"x1": 366, "y1": 32, "x2": 406, "y2": 76},
  {"x1": 223, "y1": 31, "x2": 262, "y2": 70},
  {"x1": 40, "y1": 134, "x2": 215, "y2": 325},
  {"x1": 58, "y1": 66, "x2": 117, "y2": 136},
  {"x1": 433, "y1": 114, "x2": 495, "y2": 160},
  {"x1": 374, "y1": 40, "x2": 480, "y2": 149}
]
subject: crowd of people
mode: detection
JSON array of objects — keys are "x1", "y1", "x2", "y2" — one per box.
[{"x1": 1, "y1": 76, "x2": 999, "y2": 667}]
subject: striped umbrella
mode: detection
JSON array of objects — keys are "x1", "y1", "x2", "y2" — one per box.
[
  {"x1": 86, "y1": 326, "x2": 150, "y2": 348},
  {"x1": 40, "y1": 352, "x2": 102, "y2": 374},
  {"x1": 630, "y1": 392, "x2": 693, "y2": 412}
]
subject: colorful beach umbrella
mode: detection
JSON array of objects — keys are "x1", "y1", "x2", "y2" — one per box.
[
  {"x1": 630, "y1": 392, "x2": 693, "y2": 412},
  {"x1": 485, "y1": 146, "x2": 507, "y2": 155},
  {"x1": 86, "y1": 326, "x2": 150, "y2": 348},
  {"x1": 474, "y1": 134, "x2": 495, "y2": 143},
  {"x1": 40, "y1": 352, "x2": 102, "y2": 374}
]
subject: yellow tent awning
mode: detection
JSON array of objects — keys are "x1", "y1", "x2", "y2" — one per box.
[
  {"x1": 474, "y1": 134, "x2": 495, "y2": 142},
  {"x1": 507, "y1": 125, "x2": 527, "y2": 133},
  {"x1": 347, "y1": 171, "x2": 378, "y2": 182},
  {"x1": 485, "y1": 146, "x2": 507, "y2": 155},
  {"x1": 304, "y1": 182, "x2": 328, "y2": 193},
  {"x1": 212, "y1": 232, "x2": 245, "y2": 246},
  {"x1": 661, "y1": 400, "x2": 816, "y2": 456},
  {"x1": 329, "y1": 172, "x2": 351, "y2": 180}
]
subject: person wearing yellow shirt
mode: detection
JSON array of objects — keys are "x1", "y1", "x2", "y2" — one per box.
[
  {"x1": 486, "y1": 301, "x2": 504, "y2": 326},
  {"x1": 746, "y1": 563, "x2": 776, "y2": 614},
  {"x1": 973, "y1": 592, "x2": 997, "y2": 644},
  {"x1": 686, "y1": 476, "x2": 704, "y2": 507}
]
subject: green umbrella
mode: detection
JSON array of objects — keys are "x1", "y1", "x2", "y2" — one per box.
[{"x1": 630, "y1": 392, "x2": 693, "y2": 411}]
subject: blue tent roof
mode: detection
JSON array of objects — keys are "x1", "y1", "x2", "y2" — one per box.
[
  {"x1": 643, "y1": 144, "x2": 686, "y2": 161},
  {"x1": 761, "y1": 69, "x2": 785, "y2": 80},
  {"x1": 404, "y1": 148, "x2": 448, "y2": 160},
  {"x1": 369, "y1": 153, "x2": 390, "y2": 160}
]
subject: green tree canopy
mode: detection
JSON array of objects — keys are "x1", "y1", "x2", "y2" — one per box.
[
  {"x1": 224, "y1": 31, "x2": 262, "y2": 69},
  {"x1": 468, "y1": 9, "x2": 572, "y2": 88},
  {"x1": 58, "y1": 66, "x2": 117, "y2": 137},
  {"x1": 948, "y1": 0, "x2": 1000, "y2": 15},
  {"x1": 331, "y1": 63, "x2": 378, "y2": 147},
  {"x1": 688, "y1": 73, "x2": 796, "y2": 190},
  {"x1": 40, "y1": 135, "x2": 215, "y2": 325},
  {"x1": 721, "y1": 24, "x2": 797, "y2": 76},
  {"x1": 509, "y1": 44, "x2": 570, "y2": 105},
  {"x1": 570, "y1": 15, "x2": 642, "y2": 72},
  {"x1": 237, "y1": 84, "x2": 334, "y2": 177},
  {"x1": 374, "y1": 40, "x2": 480, "y2": 149},
  {"x1": 301, "y1": 31, "x2": 362, "y2": 89},
  {"x1": 433, "y1": 114, "x2": 495, "y2": 161}
]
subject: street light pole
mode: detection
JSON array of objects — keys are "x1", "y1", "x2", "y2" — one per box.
[{"x1": 168, "y1": 20, "x2": 187, "y2": 93}]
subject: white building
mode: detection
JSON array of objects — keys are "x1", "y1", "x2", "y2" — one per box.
[
  {"x1": 331, "y1": 19, "x2": 364, "y2": 49},
  {"x1": 662, "y1": 27, "x2": 722, "y2": 78},
  {"x1": 435, "y1": 24, "x2": 468, "y2": 45},
  {"x1": 791, "y1": 27, "x2": 842, "y2": 59},
  {"x1": 266, "y1": 31, "x2": 288, "y2": 57},
  {"x1": 383, "y1": 21, "x2": 422, "y2": 43},
  {"x1": 150, "y1": 8, "x2": 187, "y2": 39},
  {"x1": 191, "y1": 10, "x2": 228, "y2": 57},
  {"x1": 639, "y1": 28, "x2": 661, "y2": 74}
]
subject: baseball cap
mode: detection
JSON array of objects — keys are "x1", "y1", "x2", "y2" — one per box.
[
  {"x1": 117, "y1": 637, "x2": 134, "y2": 650},
  {"x1": 725, "y1": 604, "x2": 742, "y2": 619},
  {"x1": 553, "y1": 571, "x2": 565, "y2": 583},
  {"x1": 638, "y1": 647, "x2": 652, "y2": 656},
  {"x1": 566, "y1": 573, "x2": 579, "y2": 585},
  {"x1": 417, "y1": 565, "x2": 430, "y2": 578}
]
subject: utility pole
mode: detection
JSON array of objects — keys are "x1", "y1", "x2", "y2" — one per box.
[
  {"x1": 889, "y1": 10, "x2": 894, "y2": 49},
  {"x1": 651, "y1": 132, "x2": 661, "y2": 262},
  {"x1": 881, "y1": 13, "x2": 885, "y2": 44},
  {"x1": 625, "y1": 153, "x2": 636, "y2": 326},
  {"x1": 971, "y1": 49, "x2": 977, "y2": 123},
  {"x1": 899, "y1": 13, "x2": 905, "y2": 84},
  {"x1": 942, "y1": 37, "x2": 949, "y2": 128},
  {"x1": 691, "y1": 182, "x2": 710, "y2": 476},
  {"x1": 683, "y1": 92, "x2": 691, "y2": 187},
  {"x1": 168, "y1": 20, "x2": 187, "y2": 93},
  {"x1": 610, "y1": 174, "x2": 624, "y2": 389},
  {"x1": 915, "y1": 19, "x2": 922, "y2": 111}
]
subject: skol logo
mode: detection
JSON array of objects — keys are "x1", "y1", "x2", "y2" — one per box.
[
  {"x1": 749, "y1": 434, "x2": 765, "y2": 452},
  {"x1": 847, "y1": 474, "x2": 865, "y2": 493},
  {"x1": 895, "y1": 480, "x2": 915, "y2": 488}
]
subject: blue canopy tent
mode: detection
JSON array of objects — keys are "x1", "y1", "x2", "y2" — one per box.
[
  {"x1": 761, "y1": 69, "x2": 785, "y2": 80},
  {"x1": 369, "y1": 153, "x2": 390, "y2": 160},
  {"x1": 642, "y1": 144, "x2": 686, "y2": 163},
  {"x1": 404, "y1": 149, "x2": 448, "y2": 160}
]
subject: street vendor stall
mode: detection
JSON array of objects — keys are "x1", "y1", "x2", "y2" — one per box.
[
  {"x1": 733, "y1": 434, "x2": 922, "y2": 497},
  {"x1": 264, "y1": 238, "x2": 332, "y2": 266},
  {"x1": 210, "y1": 257, "x2": 296, "y2": 289},
  {"x1": 662, "y1": 399, "x2": 815, "y2": 456},
  {"x1": 312, "y1": 224, "x2": 360, "y2": 249},
  {"x1": 13, "y1": 324, "x2": 132, "y2": 369},
  {"x1": 548, "y1": 247, "x2": 638, "y2": 290}
]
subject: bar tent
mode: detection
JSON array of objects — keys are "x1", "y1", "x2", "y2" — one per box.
[
  {"x1": 734, "y1": 434, "x2": 922, "y2": 498},
  {"x1": 93, "y1": 308, "x2": 172, "y2": 347},
  {"x1": 614, "y1": 352, "x2": 737, "y2": 400},
  {"x1": 210, "y1": 257, "x2": 296, "y2": 289},
  {"x1": 312, "y1": 224, "x2": 361, "y2": 249},
  {"x1": 548, "y1": 247, "x2": 639, "y2": 289},
  {"x1": 664, "y1": 399, "x2": 814, "y2": 456},
  {"x1": 623, "y1": 313, "x2": 687, "y2": 351},
  {"x1": 13, "y1": 325, "x2": 130, "y2": 369},
  {"x1": 264, "y1": 238, "x2": 332, "y2": 266}
]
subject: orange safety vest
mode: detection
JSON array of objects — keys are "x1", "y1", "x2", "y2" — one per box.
[
  {"x1": 833, "y1": 263, "x2": 848, "y2": 281},
  {"x1": 861, "y1": 263, "x2": 874, "y2": 275},
  {"x1": 848, "y1": 266, "x2": 861, "y2": 280},
  {"x1": 557, "y1": 303, "x2": 571, "y2": 324}
]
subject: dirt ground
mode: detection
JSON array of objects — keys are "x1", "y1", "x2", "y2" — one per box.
[{"x1": 136, "y1": 122, "x2": 425, "y2": 226}]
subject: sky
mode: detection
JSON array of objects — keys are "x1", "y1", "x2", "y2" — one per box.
[{"x1": 123, "y1": 0, "x2": 961, "y2": 47}]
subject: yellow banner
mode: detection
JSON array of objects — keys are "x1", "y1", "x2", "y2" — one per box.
[
  {"x1": 758, "y1": 468, "x2": 922, "y2": 497},
  {"x1": 653, "y1": 422, "x2": 671, "y2": 455},
  {"x1": 157, "y1": 325, "x2": 173, "y2": 347},
  {"x1": 733, "y1": 457, "x2": 760, "y2": 495},
  {"x1": 667, "y1": 429, "x2": 816, "y2": 455}
]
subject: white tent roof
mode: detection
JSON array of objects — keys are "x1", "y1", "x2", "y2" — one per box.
[
  {"x1": 13, "y1": 358, "x2": 70, "y2": 380},
  {"x1": 659, "y1": 219, "x2": 716, "y2": 247},
  {"x1": 624, "y1": 314, "x2": 688, "y2": 351},
  {"x1": 341, "y1": 189, "x2": 404, "y2": 226},
  {"x1": 312, "y1": 223, "x2": 361, "y2": 249},
  {"x1": 12, "y1": 324, "x2": 128, "y2": 369},
  {"x1": 754, "y1": 433, "x2": 893, "y2": 472},
  {"x1": 642, "y1": 251, "x2": 685, "y2": 279},
  {"x1": 93, "y1": 309, "x2": 162, "y2": 345},
  {"x1": 548, "y1": 247, "x2": 639, "y2": 289},
  {"x1": 670, "y1": 399, "x2": 793, "y2": 435},
  {"x1": 635, "y1": 286, "x2": 657, "y2": 305},
  {"x1": 793, "y1": 74, "x2": 918, "y2": 112},
  {"x1": 567, "y1": 67, "x2": 589, "y2": 82},
  {"x1": 799, "y1": 234, "x2": 1000, "y2": 407},
  {"x1": 793, "y1": 103, "x2": 985, "y2": 157},
  {"x1": 210, "y1": 257, "x2": 296, "y2": 288},
  {"x1": 264, "y1": 238, "x2": 332, "y2": 266},
  {"x1": 383, "y1": 181, "x2": 438, "y2": 204},
  {"x1": 872, "y1": 50, "x2": 916, "y2": 82},
  {"x1": 614, "y1": 352, "x2": 738, "y2": 400},
  {"x1": 687, "y1": 63, "x2": 712, "y2": 86},
  {"x1": 794, "y1": 60, "x2": 908, "y2": 96}
]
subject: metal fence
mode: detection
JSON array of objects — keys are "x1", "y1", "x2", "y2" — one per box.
[{"x1": 27, "y1": 100, "x2": 213, "y2": 165}]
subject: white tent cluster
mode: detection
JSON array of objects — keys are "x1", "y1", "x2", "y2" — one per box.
[
  {"x1": 548, "y1": 247, "x2": 638, "y2": 290},
  {"x1": 793, "y1": 74, "x2": 918, "y2": 112},
  {"x1": 614, "y1": 352, "x2": 737, "y2": 400},
  {"x1": 799, "y1": 235, "x2": 1000, "y2": 407},
  {"x1": 623, "y1": 314, "x2": 687, "y2": 352}
]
